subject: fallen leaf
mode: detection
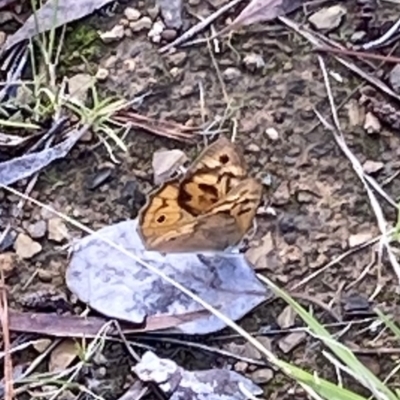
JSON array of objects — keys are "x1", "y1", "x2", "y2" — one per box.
[
  {"x1": 14, "y1": 233, "x2": 42, "y2": 259},
  {"x1": 133, "y1": 351, "x2": 263, "y2": 400},
  {"x1": 0, "y1": 128, "x2": 86, "y2": 186},
  {"x1": 228, "y1": 0, "x2": 303, "y2": 30},
  {"x1": 49, "y1": 339, "x2": 79, "y2": 372},
  {"x1": 66, "y1": 219, "x2": 271, "y2": 335}
]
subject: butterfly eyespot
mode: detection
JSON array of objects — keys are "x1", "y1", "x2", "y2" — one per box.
[
  {"x1": 219, "y1": 154, "x2": 230, "y2": 164},
  {"x1": 157, "y1": 215, "x2": 166, "y2": 223}
]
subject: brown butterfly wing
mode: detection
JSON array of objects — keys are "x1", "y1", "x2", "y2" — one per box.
[
  {"x1": 204, "y1": 177, "x2": 263, "y2": 239},
  {"x1": 137, "y1": 181, "x2": 196, "y2": 247},
  {"x1": 178, "y1": 136, "x2": 248, "y2": 215}
]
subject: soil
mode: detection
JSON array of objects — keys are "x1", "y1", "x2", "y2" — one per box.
[{"x1": 2, "y1": 0, "x2": 400, "y2": 399}]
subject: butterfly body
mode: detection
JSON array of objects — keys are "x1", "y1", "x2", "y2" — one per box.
[{"x1": 138, "y1": 136, "x2": 263, "y2": 253}]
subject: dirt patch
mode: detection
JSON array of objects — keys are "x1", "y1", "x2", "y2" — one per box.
[{"x1": 2, "y1": 0, "x2": 400, "y2": 398}]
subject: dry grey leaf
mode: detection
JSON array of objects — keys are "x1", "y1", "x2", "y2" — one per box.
[
  {"x1": 0, "y1": 129, "x2": 85, "y2": 186},
  {"x1": 229, "y1": 0, "x2": 303, "y2": 29},
  {"x1": 0, "y1": 0, "x2": 115, "y2": 54},
  {"x1": 66, "y1": 219, "x2": 271, "y2": 335},
  {"x1": 133, "y1": 351, "x2": 263, "y2": 400}
]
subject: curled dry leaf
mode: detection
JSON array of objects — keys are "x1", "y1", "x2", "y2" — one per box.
[
  {"x1": 133, "y1": 351, "x2": 263, "y2": 400},
  {"x1": 66, "y1": 219, "x2": 271, "y2": 335}
]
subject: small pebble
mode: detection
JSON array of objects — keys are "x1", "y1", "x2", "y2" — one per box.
[
  {"x1": 0, "y1": 253, "x2": 16, "y2": 276},
  {"x1": 223, "y1": 67, "x2": 241, "y2": 81},
  {"x1": 130, "y1": 16, "x2": 152, "y2": 32},
  {"x1": 99, "y1": 25, "x2": 124, "y2": 43},
  {"x1": 48, "y1": 218, "x2": 69, "y2": 243},
  {"x1": 167, "y1": 51, "x2": 187, "y2": 67},
  {"x1": 148, "y1": 20, "x2": 164, "y2": 43},
  {"x1": 26, "y1": 220, "x2": 47, "y2": 239},
  {"x1": 233, "y1": 361, "x2": 248, "y2": 373},
  {"x1": 123, "y1": 59, "x2": 136, "y2": 71},
  {"x1": 247, "y1": 143, "x2": 260, "y2": 153},
  {"x1": 96, "y1": 68, "x2": 109, "y2": 81},
  {"x1": 251, "y1": 368, "x2": 274, "y2": 384},
  {"x1": 243, "y1": 53, "x2": 265, "y2": 71},
  {"x1": 265, "y1": 127, "x2": 279, "y2": 141},
  {"x1": 351, "y1": 31, "x2": 366, "y2": 43},
  {"x1": 124, "y1": 7, "x2": 141, "y2": 21},
  {"x1": 308, "y1": 5, "x2": 346, "y2": 31},
  {"x1": 162, "y1": 29, "x2": 177, "y2": 41},
  {"x1": 14, "y1": 233, "x2": 42, "y2": 259},
  {"x1": 363, "y1": 160, "x2": 384, "y2": 174},
  {"x1": 364, "y1": 112, "x2": 381, "y2": 134},
  {"x1": 118, "y1": 18, "x2": 129, "y2": 28}
]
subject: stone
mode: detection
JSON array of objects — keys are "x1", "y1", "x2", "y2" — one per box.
[
  {"x1": 14, "y1": 233, "x2": 42, "y2": 259},
  {"x1": 99, "y1": 25, "x2": 124, "y2": 43},
  {"x1": 124, "y1": 7, "x2": 141, "y2": 21},
  {"x1": 309, "y1": 5, "x2": 346, "y2": 31},
  {"x1": 130, "y1": 17, "x2": 152, "y2": 32}
]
